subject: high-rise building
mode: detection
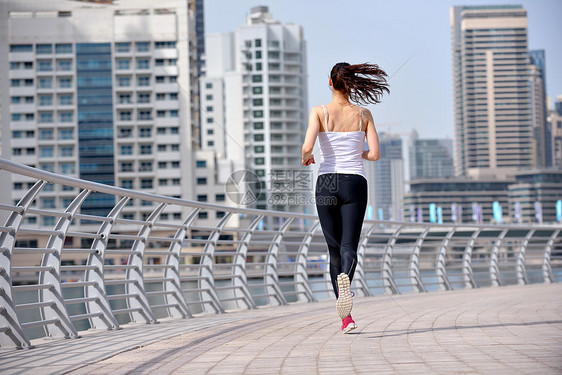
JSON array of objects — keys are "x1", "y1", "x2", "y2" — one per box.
[
  {"x1": 548, "y1": 96, "x2": 562, "y2": 169},
  {"x1": 199, "y1": 6, "x2": 309, "y2": 215},
  {"x1": 365, "y1": 132, "x2": 404, "y2": 221},
  {"x1": 451, "y1": 5, "x2": 534, "y2": 178},
  {"x1": 408, "y1": 130, "x2": 454, "y2": 180},
  {"x1": 529, "y1": 49, "x2": 549, "y2": 167},
  {"x1": 0, "y1": 0, "x2": 199, "y2": 224}
]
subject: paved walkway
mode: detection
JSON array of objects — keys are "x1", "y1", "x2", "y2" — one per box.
[{"x1": 1, "y1": 284, "x2": 561, "y2": 374}]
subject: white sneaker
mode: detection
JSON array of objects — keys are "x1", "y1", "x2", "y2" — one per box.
[{"x1": 336, "y1": 273, "x2": 353, "y2": 319}]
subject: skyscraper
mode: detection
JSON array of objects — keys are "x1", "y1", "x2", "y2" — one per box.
[
  {"x1": 200, "y1": 6, "x2": 309, "y2": 215},
  {"x1": 408, "y1": 130, "x2": 454, "y2": 180},
  {"x1": 1, "y1": 0, "x2": 199, "y2": 224},
  {"x1": 451, "y1": 5, "x2": 534, "y2": 178},
  {"x1": 529, "y1": 49, "x2": 549, "y2": 167}
]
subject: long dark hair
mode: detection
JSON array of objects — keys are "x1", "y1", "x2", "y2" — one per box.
[{"x1": 330, "y1": 62, "x2": 390, "y2": 105}]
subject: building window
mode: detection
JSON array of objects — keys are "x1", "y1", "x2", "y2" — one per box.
[
  {"x1": 118, "y1": 76, "x2": 131, "y2": 87},
  {"x1": 139, "y1": 128, "x2": 151, "y2": 138},
  {"x1": 38, "y1": 60, "x2": 53, "y2": 72},
  {"x1": 254, "y1": 146, "x2": 264, "y2": 153},
  {"x1": 155, "y1": 41, "x2": 176, "y2": 49},
  {"x1": 253, "y1": 110, "x2": 263, "y2": 118},
  {"x1": 59, "y1": 129, "x2": 73, "y2": 139},
  {"x1": 38, "y1": 78, "x2": 52, "y2": 89},
  {"x1": 140, "y1": 144, "x2": 152, "y2": 155},
  {"x1": 119, "y1": 111, "x2": 132, "y2": 121},
  {"x1": 158, "y1": 144, "x2": 166, "y2": 152},
  {"x1": 156, "y1": 93, "x2": 166, "y2": 101},
  {"x1": 56, "y1": 44, "x2": 72, "y2": 54},
  {"x1": 58, "y1": 77, "x2": 72, "y2": 88},
  {"x1": 205, "y1": 82, "x2": 213, "y2": 89},
  {"x1": 141, "y1": 179, "x2": 153, "y2": 189},
  {"x1": 255, "y1": 158, "x2": 265, "y2": 165},
  {"x1": 197, "y1": 194, "x2": 207, "y2": 202},
  {"x1": 137, "y1": 75, "x2": 150, "y2": 86},
  {"x1": 60, "y1": 146, "x2": 73, "y2": 157},
  {"x1": 120, "y1": 145, "x2": 133, "y2": 155},
  {"x1": 58, "y1": 94, "x2": 72, "y2": 105},
  {"x1": 138, "y1": 93, "x2": 150, "y2": 103},
  {"x1": 197, "y1": 177, "x2": 207, "y2": 185},
  {"x1": 216, "y1": 194, "x2": 225, "y2": 202},
  {"x1": 59, "y1": 112, "x2": 73, "y2": 123},
  {"x1": 207, "y1": 141, "x2": 214, "y2": 146},
  {"x1": 254, "y1": 122, "x2": 264, "y2": 130},
  {"x1": 138, "y1": 110, "x2": 152, "y2": 120},
  {"x1": 198, "y1": 211, "x2": 208, "y2": 219},
  {"x1": 254, "y1": 134, "x2": 264, "y2": 141},
  {"x1": 61, "y1": 163, "x2": 75, "y2": 174},
  {"x1": 137, "y1": 59, "x2": 150, "y2": 69},
  {"x1": 39, "y1": 112, "x2": 53, "y2": 123},
  {"x1": 136, "y1": 42, "x2": 150, "y2": 52},
  {"x1": 255, "y1": 50, "x2": 262, "y2": 59},
  {"x1": 120, "y1": 162, "x2": 133, "y2": 172},
  {"x1": 121, "y1": 180, "x2": 133, "y2": 189},
  {"x1": 171, "y1": 144, "x2": 179, "y2": 151},
  {"x1": 40, "y1": 147, "x2": 54, "y2": 157},
  {"x1": 157, "y1": 127, "x2": 166, "y2": 134},
  {"x1": 140, "y1": 161, "x2": 152, "y2": 171},
  {"x1": 170, "y1": 127, "x2": 179, "y2": 134},
  {"x1": 256, "y1": 62, "x2": 262, "y2": 71},
  {"x1": 207, "y1": 129, "x2": 214, "y2": 135},
  {"x1": 57, "y1": 60, "x2": 72, "y2": 71},
  {"x1": 36, "y1": 44, "x2": 52, "y2": 54},
  {"x1": 171, "y1": 161, "x2": 180, "y2": 168},
  {"x1": 206, "y1": 106, "x2": 213, "y2": 112},
  {"x1": 252, "y1": 75, "x2": 262, "y2": 83},
  {"x1": 196, "y1": 160, "x2": 207, "y2": 168},
  {"x1": 116, "y1": 42, "x2": 131, "y2": 52},
  {"x1": 117, "y1": 59, "x2": 130, "y2": 70},
  {"x1": 39, "y1": 95, "x2": 53, "y2": 106},
  {"x1": 253, "y1": 99, "x2": 263, "y2": 106}
]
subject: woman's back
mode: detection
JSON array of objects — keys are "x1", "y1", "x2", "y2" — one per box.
[{"x1": 317, "y1": 104, "x2": 366, "y2": 179}]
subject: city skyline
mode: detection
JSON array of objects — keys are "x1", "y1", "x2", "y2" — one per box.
[{"x1": 205, "y1": 0, "x2": 562, "y2": 142}]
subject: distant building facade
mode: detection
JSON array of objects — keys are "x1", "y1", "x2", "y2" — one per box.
[
  {"x1": 408, "y1": 130, "x2": 454, "y2": 180},
  {"x1": 451, "y1": 5, "x2": 535, "y2": 178}
]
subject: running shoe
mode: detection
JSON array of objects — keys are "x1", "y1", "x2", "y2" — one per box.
[
  {"x1": 336, "y1": 273, "x2": 353, "y2": 319},
  {"x1": 341, "y1": 315, "x2": 357, "y2": 333}
]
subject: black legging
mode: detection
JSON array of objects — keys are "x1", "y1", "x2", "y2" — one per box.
[{"x1": 315, "y1": 173, "x2": 368, "y2": 298}]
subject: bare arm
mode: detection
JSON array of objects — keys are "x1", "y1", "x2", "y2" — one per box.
[
  {"x1": 361, "y1": 109, "x2": 381, "y2": 161},
  {"x1": 301, "y1": 106, "x2": 321, "y2": 166}
]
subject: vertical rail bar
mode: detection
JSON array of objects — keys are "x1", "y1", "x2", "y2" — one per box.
[
  {"x1": 354, "y1": 223, "x2": 377, "y2": 297},
  {"x1": 124, "y1": 203, "x2": 166, "y2": 324},
  {"x1": 163, "y1": 208, "x2": 200, "y2": 318},
  {"x1": 264, "y1": 217, "x2": 292, "y2": 306},
  {"x1": 84, "y1": 197, "x2": 129, "y2": 331},
  {"x1": 543, "y1": 229, "x2": 560, "y2": 283},
  {"x1": 199, "y1": 212, "x2": 232, "y2": 314},
  {"x1": 294, "y1": 220, "x2": 319, "y2": 303},
  {"x1": 490, "y1": 229, "x2": 508, "y2": 287},
  {"x1": 0, "y1": 180, "x2": 46, "y2": 348},
  {"x1": 232, "y1": 215, "x2": 263, "y2": 309},
  {"x1": 516, "y1": 229, "x2": 534, "y2": 285},
  {"x1": 382, "y1": 225, "x2": 402, "y2": 294},
  {"x1": 39, "y1": 189, "x2": 91, "y2": 339},
  {"x1": 436, "y1": 228, "x2": 456, "y2": 291},
  {"x1": 462, "y1": 229, "x2": 480, "y2": 289},
  {"x1": 409, "y1": 226, "x2": 430, "y2": 293}
]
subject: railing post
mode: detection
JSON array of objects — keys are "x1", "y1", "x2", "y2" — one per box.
[
  {"x1": 516, "y1": 229, "x2": 534, "y2": 285},
  {"x1": 543, "y1": 229, "x2": 560, "y2": 283},
  {"x1": 409, "y1": 226, "x2": 430, "y2": 293},
  {"x1": 294, "y1": 219, "x2": 318, "y2": 303},
  {"x1": 264, "y1": 217, "x2": 292, "y2": 306},
  {"x1": 382, "y1": 225, "x2": 402, "y2": 295},
  {"x1": 490, "y1": 229, "x2": 508, "y2": 287},
  {"x1": 462, "y1": 229, "x2": 480, "y2": 288},
  {"x1": 199, "y1": 212, "x2": 231, "y2": 314},
  {"x1": 162, "y1": 209, "x2": 200, "y2": 318},
  {"x1": 38, "y1": 189, "x2": 91, "y2": 339},
  {"x1": 84, "y1": 197, "x2": 129, "y2": 331},
  {"x1": 354, "y1": 223, "x2": 377, "y2": 297},
  {"x1": 232, "y1": 215, "x2": 264, "y2": 309},
  {"x1": 436, "y1": 228, "x2": 456, "y2": 291},
  {"x1": 124, "y1": 203, "x2": 167, "y2": 324},
  {"x1": 0, "y1": 180, "x2": 46, "y2": 348}
]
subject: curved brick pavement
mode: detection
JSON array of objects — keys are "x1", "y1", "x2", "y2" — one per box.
[{"x1": 1, "y1": 284, "x2": 561, "y2": 374}]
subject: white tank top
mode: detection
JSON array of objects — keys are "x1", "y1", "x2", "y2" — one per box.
[{"x1": 317, "y1": 105, "x2": 367, "y2": 180}]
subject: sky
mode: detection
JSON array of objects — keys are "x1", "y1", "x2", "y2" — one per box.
[{"x1": 204, "y1": 0, "x2": 562, "y2": 140}]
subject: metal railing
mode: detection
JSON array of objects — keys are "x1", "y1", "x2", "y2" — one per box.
[{"x1": 0, "y1": 158, "x2": 560, "y2": 348}]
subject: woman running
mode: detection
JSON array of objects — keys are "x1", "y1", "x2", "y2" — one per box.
[{"x1": 301, "y1": 62, "x2": 389, "y2": 333}]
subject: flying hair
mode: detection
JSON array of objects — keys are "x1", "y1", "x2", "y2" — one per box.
[{"x1": 330, "y1": 62, "x2": 390, "y2": 105}]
